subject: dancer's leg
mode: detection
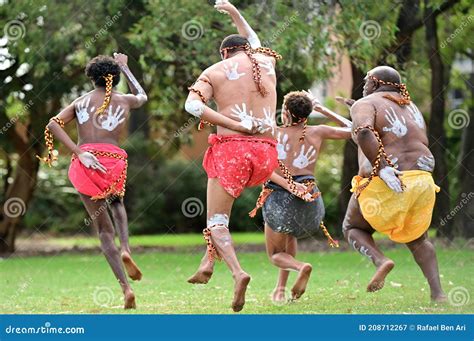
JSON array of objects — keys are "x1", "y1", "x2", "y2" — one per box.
[
  {"x1": 109, "y1": 197, "x2": 142, "y2": 281},
  {"x1": 343, "y1": 194, "x2": 394, "y2": 292},
  {"x1": 80, "y1": 194, "x2": 135, "y2": 309},
  {"x1": 265, "y1": 224, "x2": 312, "y2": 300},
  {"x1": 207, "y1": 178, "x2": 250, "y2": 312},
  {"x1": 187, "y1": 251, "x2": 214, "y2": 284},
  {"x1": 406, "y1": 233, "x2": 446, "y2": 302}
]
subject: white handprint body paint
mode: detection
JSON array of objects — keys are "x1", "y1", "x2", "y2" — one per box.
[
  {"x1": 75, "y1": 96, "x2": 95, "y2": 125},
  {"x1": 417, "y1": 155, "x2": 435, "y2": 172},
  {"x1": 259, "y1": 60, "x2": 275, "y2": 75},
  {"x1": 292, "y1": 145, "x2": 317, "y2": 169},
  {"x1": 259, "y1": 107, "x2": 276, "y2": 135},
  {"x1": 101, "y1": 105, "x2": 126, "y2": 131},
  {"x1": 223, "y1": 62, "x2": 245, "y2": 80},
  {"x1": 382, "y1": 107, "x2": 408, "y2": 137},
  {"x1": 276, "y1": 131, "x2": 290, "y2": 160},
  {"x1": 407, "y1": 103, "x2": 425, "y2": 129},
  {"x1": 231, "y1": 103, "x2": 254, "y2": 131},
  {"x1": 387, "y1": 154, "x2": 399, "y2": 169}
]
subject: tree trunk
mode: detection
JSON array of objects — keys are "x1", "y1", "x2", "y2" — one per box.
[
  {"x1": 338, "y1": 62, "x2": 364, "y2": 232},
  {"x1": 424, "y1": 0, "x2": 451, "y2": 237},
  {"x1": 0, "y1": 129, "x2": 40, "y2": 255},
  {"x1": 454, "y1": 73, "x2": 474, "y2": 238}
]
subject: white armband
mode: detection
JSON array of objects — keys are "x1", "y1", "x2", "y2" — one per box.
[{"x1": 185, "y1": 99, "x2": 205, "y2": 118}]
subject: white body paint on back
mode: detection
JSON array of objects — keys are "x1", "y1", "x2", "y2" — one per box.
[
  {"x1": 231, "y1": 103, "x2": 255, "y2": 131},
  {"x1": 417, "y1": 155, "x2": 435, "y2": 172},
  {"x1": 259, "y1": 107, "x2": 276, "y2": 135},
  {"x1": 101, "y1": 105, "x2": 125, "y2": 131},
  {"x1": 383, "y1": 107, "x2": 408, "y2": 137},
  {"x1": 259, "y1": 60, "x2": 275, "y2": 75},
  {"x1": 276, "y1": 131, "x2": 290, "y2": 160},
  {"x1": 223, "y1": 62, "x2": 246, "y2": 80},
  {"x1": 185, "y1": 99, "x2": 205, "y2": 118},
  {"x1": 408, "y1": 103, "x2": 425, "y2": 129},
  {"x1": 292, "y1": 145, "x2": 316, "y2": 169},
  {"x1": 75, "y1": 96, "x2": 95, "y2": 124}
]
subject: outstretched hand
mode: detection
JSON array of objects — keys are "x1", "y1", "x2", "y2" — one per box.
[
  {"x1": 113, "y1": 52, "x2": 128, "y2": 67},
  {"x1": 335, "y1": 96, "x2": 356, "y2": 108},
  {"x1": 214, "y1": 0, "x2": 237, "y2": 15}
]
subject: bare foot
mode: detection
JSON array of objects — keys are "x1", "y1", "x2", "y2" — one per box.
[
  {"x1": 232, "y1": 272, "x2": 251, "y2": 312},
  {"x1": 367, "y1": 259, "x2": 395, "y2": 292},
  {"x1": 121, "y1": 252, "x2": 142, "y2": 281},
  {"x1": 431, "y1": 293, "x2": 447, "y2": 303},
  {"x1": 291, "y1": 263, "x2": 312, "y2": 300},
  {"x1": 124, "y1": 289, "x2": 136, "y2": 309},
  {"x1": 187, "y1": 268, "x2": 213, "y2": 284},
  {"x1": 272, "y1": 286, "x2": 286, "y2": 303}
]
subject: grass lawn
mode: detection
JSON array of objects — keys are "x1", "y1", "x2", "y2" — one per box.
[
  {"x1": 1, "y1": 246, "x2": 472, "y2": 314},
  {"x1": 50, "y1": 232, "x2": 266, "y2": 248}
]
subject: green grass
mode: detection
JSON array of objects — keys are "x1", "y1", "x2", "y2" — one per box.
[
  {"x1": 1, "y1": 247, "x2": 473, "y2": 314},
  {"x1": 26, "y1": 230, "x2": 436, "y2": 249},
  {"x1": 49, "y1": 232, "x2": 265, "y2": 248}
]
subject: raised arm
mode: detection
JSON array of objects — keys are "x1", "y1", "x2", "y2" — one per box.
[
  {"x1": 185, "y1": 72, "x2": 256, "y2": 133},
  {"x1": 215, "y1": 1, "x2": 261, "y2": 48},
  {"x1": 113, "y1": 53, "x2": 148, "y2": 109},
  {"x1": 303, "y1": 90, "x2": 352, "y2": 128},
  {"x1": 313, "y1": 125, "x2": 351, "y2": 140}
]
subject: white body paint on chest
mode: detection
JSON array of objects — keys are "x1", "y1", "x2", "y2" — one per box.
[
  {"x1": 75, "y1": 96, "x2": 95, "y2": 124},
  {"x1": 223, "y1": 62, "x2": 245, "y2": 81},
  {"x1": 383, "y1": 107, "x2": 408, "y2": 137},
  {"x1": 292, "y1": 145, "x2": 316, "y2": 169}
]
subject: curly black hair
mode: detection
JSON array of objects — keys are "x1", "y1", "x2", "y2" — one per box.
[
  {"x1": 220, "y1": 34, "x2": 249, "y2": 54},
  {"x1": 283, "y1": 91, "x2": 313, "y2": 121},
  {"x1": 85, "y1": 55, "x2": 120, "y2": 87}
]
